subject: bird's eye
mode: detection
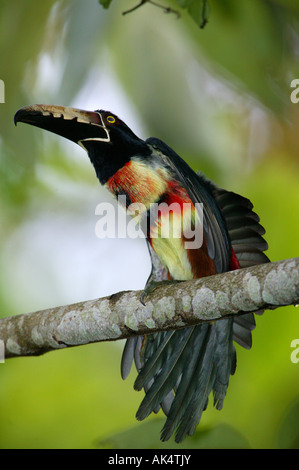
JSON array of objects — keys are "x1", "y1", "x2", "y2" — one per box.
[{"x1": 106, "y1": 115, "x2": 116, "y2": 124}]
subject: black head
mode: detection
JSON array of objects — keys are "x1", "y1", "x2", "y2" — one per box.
[{"x1": 14, "y1": 104, "x2": 150, "y2": 184}]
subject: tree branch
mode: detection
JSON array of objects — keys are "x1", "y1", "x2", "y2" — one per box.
[{"x1": 1, "y1": 258, "x2": 298, "y2": 359}]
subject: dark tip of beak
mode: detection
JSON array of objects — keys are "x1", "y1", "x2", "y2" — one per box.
[
  {"x1": 14, "y1": 111, "x2": 19, "y2": 126},
  {"x1": 14, "y1": 107, "x2": 43, "y2": 126}
]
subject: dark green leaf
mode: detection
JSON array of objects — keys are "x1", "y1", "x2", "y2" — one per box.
[
  {"x1": 99, "y1": 0, "x2": 113, "y2": 9},
  {"x1": 176, "y1": 0, "x2": 210, "y2": 29},
  {"x1": 277, "y1": 399, "x2": 299, "y2": 449}
]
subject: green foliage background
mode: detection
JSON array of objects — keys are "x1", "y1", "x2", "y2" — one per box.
[{"x1": 0, "y1": 0, "x2": 298, "y2": 449}]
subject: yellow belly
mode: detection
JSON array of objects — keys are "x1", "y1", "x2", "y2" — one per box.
[{"x1": 151, "y1": 235, "x2": 193, "y2": 280}]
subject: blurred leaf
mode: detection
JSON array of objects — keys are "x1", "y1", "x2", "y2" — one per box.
[
  {"x1": 177, "y1": 0, "x2": 210, "y2": 29},
  {"x1": 99, "y1": 0, "x2": 113, "y2": 9},
  {"x1": 98, "y1": 420, "x2": 250, "y2": 449},
  {"x1": 277, "y1": 399, "x2": 299, "y2": 449},
  {"x1": 186, "y1": 0, "x2": 296, "y2": 115},
  {"x1": 99, "y1": 0, "x2": 210, "y2": 29}
]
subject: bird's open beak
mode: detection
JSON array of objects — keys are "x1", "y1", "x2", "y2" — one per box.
[{"x1": 14, "y1": 104, "x2": 109, "y2": 145}]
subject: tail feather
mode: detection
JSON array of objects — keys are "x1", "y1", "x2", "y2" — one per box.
[
  {"x1": 135, "y1": 327, "x2": 196, "y2": 421},
  {"x1": 213, "y1": 318, "x2": 236, "y2": 410},
  {"x1": 121, "y1": 337, "x2": 138, "y2": 380},
  {"x1": 160, "y1": 390, "x2": 174, "y2": 415},
  {"x1": 160, "y1": 324, "x2": 214, "y2": 442},
  {"x1": 134, "y1": 331, "x2": 176, "y2": 390},
  {"x1": 133, "y1": 321, "x2": 236, "y2": 443},
  {"x1": 232, "y1": 313, "x2": 256, "y2": 349},
  {"x1": 122, "y1": 317, "x2": 238, "y2": 443}
]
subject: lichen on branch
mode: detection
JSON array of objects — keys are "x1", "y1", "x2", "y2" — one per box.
[{"x1": 0, "y1": 258, "x2": 298, "y2": 359}]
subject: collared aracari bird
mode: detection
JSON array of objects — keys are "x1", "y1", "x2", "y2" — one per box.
[{"x1": 14, "y1": 104, "x2": 269, "y2": 443}]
